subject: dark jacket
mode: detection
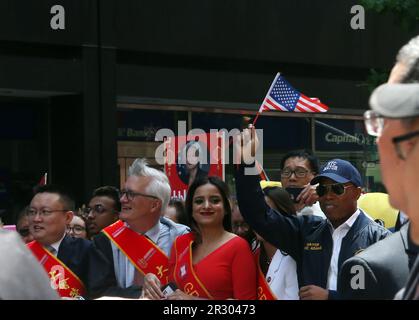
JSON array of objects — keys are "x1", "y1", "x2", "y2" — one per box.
[
  {"x1": 93, "y1": 232, "x2": 143, "y2": 298},
  {"x1": 402, "y1": 256, "x2": 419, "y2": 300},
  {"x1": 58, "y1": 235, "x2": 113, "y2": 299},
  {"x1": 235, "y1": 166, "x2": 391, "y2": 299},
  {"x1": 338, "y1": 223, "x2": 412, "y2": 299}
]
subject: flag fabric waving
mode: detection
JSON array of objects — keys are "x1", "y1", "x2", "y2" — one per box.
[{"x1": 258, "y1": 73, "x2": 329, "y2": 113}]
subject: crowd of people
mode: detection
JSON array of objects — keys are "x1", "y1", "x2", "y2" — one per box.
[{"x1": 0, "y1": 34, "x2": 418, "y2": 300}]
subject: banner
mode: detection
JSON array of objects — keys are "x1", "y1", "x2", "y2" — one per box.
[{"x1": 164, "y1": 132, "x2": 225, "y2": 200}]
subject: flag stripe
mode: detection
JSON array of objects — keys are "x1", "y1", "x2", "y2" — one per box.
[
  {"x1": 297, "y1": 100, "x2": 321, "y2": 112},
  {"x1": 300, "y1": 94, "x2": 328, "y2": 112}
]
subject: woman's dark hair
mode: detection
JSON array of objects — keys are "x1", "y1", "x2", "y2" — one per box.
[
  {"x1": 168, "y1": 198, "x2": 188, "y2": 226},
  {"x1": 185, "y1": 176, "x2": 232, "y2": 241},
  {"x1": 263, "y1": 186, "x2": 296, "y2": 216}
]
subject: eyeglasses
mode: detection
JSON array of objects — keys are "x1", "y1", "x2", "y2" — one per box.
[
  {"x1": 27, "y1": 208, "x2": 69, "y2": 217},
  {"x1": 364, "y1": 110, "x2": 385, "y2": 137},
  {"x1": 316, "y1": 183, "x2": 353, "y2": 197},
  {"x1": 83, "y1": 204, "x2": 114, "y2": 215},
  {"x1": 67, "y1": 225, "x2": 86, "y2": 235},
  {"x1": 18, "y1": 228, "x2": 30, "y2": 237},
  {"x1": 280, "y1": 167, "x2": 311, "y2": 178},
  {"x1": 119, "y1": 189, "x2": 159, "y2": 201},
  {"x1": 392, "y1": 130, "x2": 419, "y2": 160}
]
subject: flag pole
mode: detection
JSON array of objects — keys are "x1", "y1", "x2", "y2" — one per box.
[
  {"x1": 253, "y1": 72, "x2": 281, "y2": 126},
  {"x1": 252, "y1": 112, "x2": 261, "y2": 126}
]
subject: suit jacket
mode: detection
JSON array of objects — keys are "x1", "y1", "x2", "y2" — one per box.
[
  {"x1": 338, "y1": 223, "x2": 412, "y2": 299},
  {"x1": 93, "y1": 231, "x2": 142, "y2": 298},
  {"x1": 57, "y1": 235, "x2": 113, "y2": 299},
  {"x1": 0, "y1": 229, "x2": 59, "y2": 300},
  {"x1": 402, "y1": 256, "x2": 419, "y2": 300}
]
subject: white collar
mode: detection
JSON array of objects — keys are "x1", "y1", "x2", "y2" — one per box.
[
  {"x1": 328, "y1": 209, "x2": 360, "y2": 232},
  {"x1": 143, "y1": 221, "x2": 161, "y2": 244},
  {"x1": 49, "y1": 232, "x2": 67, "y2": 254}
]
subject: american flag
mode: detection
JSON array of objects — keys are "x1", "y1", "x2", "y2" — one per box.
[{"x1": 259, "y1": 73, "x2": 329, "y2": 113}]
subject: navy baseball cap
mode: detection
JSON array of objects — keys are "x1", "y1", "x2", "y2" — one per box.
[{"x1": 310, "y1": 159, "x2": 362, "y2": 187}]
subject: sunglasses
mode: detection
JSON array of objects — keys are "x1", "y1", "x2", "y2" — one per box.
[{"x1": 316, "y1": 183, "x2": 353, "y2": 197}]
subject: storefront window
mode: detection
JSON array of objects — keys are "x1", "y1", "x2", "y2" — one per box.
[{"x1": 314, "y1": 118, "x2": 382, "y2": 192}]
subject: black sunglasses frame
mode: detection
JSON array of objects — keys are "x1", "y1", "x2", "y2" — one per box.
[
  {"x1": 392, "y1": 130, "x2": 419, "y2": 160},
  {"x1": 316, "y1": 183, "x2": 351, "y2": 197}
]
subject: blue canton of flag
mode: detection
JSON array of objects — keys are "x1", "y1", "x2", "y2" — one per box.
[{"x1": 259, "y1": 73, "x2": 329, "y2": 113}]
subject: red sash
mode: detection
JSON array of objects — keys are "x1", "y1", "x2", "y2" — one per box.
[
  {"x1": 173, "y1": 233, "x2": 213, "y2": 299},
  {"x1": 254, "y1": 248, "x2": 277, "y2": 300},
  {"x1": 102, "y1": 220, "x2": 169, "y2": 285},
  {"x1": 27, "y1": 240, "x2": 86, "y2": 298}
]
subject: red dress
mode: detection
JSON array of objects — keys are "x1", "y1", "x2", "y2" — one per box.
[{"x1": 169, "y1": 235, "x2": 257, "y2": 300}]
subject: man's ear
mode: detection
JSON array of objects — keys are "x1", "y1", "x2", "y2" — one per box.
[
  {"x1": 151, "y1": 199, "x2": 162, "y2": 214},
  {"x1": 354, "y1": 187, "x2": 362, "y2": 200},
  {"x1": 64, "y1": 211, "x2": 74, "y2": 224}
]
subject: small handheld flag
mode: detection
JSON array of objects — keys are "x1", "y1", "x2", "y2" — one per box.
[{"x1": 253, "y1": 73, "x2": 329, "y2": 125}]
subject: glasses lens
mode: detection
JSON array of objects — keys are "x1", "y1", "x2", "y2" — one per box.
[
  {"x1": 281, "y1": 170, "x2": 291, "y2": 178},
  {"x1": 331, "y1": 184, "x2": 345, "y2": 195},
  {"x1": 316, "y1": 185, "x2": 327, "y2": 197},
  {"x1": 364, "y1": 111, "x2": 383, "y2": 137},
  {"x1": 93, "y1": 204, "x2": 106, "y2": 214},
  {"x1": 119, "y1": 190, "x2": 130, "y2": 199},
  {"x1": 295, "y1": 168, "x2": 308, "y2": 178}
]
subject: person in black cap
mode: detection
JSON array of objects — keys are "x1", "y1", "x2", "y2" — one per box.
[{"x1": 234, "y1": 126, "x2": 391, "y2": 299}]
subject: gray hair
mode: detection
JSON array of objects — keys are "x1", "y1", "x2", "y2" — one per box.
[
  {"x1": 128, "y1": 158, "x2": 171, "y2": 214},
  {"x1": 396, "y1": 35, "x2": 419, "y2": 83}
]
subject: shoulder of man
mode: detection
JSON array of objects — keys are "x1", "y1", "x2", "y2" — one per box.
[{"x1": 160, "y1": 216, "x2": 190, "y2": 235}]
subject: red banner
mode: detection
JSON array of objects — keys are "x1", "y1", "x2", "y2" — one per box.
[{"x1": 164, "y1": 132, "x2": 225, "y2": 200}]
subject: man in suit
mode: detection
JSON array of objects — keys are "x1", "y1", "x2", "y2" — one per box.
[
  {"x1": 94, "y1": 158, "x2": 189, "y2": 298},
  {"x1": 27, "y1": 184, "x2": 112, "y2": 299},
  {"x1": 0, "y1": 228, "x2": 59, "y2": 299},
  {"x1": 338, "y1": 35, "x2": 419, "y2": 300},
  {"x1": 386, "y1": 83, "x2": 419, "y2": 300}
]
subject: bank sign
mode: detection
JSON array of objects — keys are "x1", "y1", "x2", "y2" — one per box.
[{"x1": 315, "y1": 119, "x2": 376, "y2": 151}]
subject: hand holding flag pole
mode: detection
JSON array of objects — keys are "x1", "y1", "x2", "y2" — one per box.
[{"x1": 253, "y1": 73, "x2": 329, "y2": 126}]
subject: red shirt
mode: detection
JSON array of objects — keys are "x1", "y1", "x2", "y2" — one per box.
[{"x1": 169, "y1": 235, "x2": 257, "y2": 300}]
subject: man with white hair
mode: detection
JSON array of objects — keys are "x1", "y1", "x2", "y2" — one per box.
[{"x1": 94, "y1": 158, "x2": 189, "y2": 298}]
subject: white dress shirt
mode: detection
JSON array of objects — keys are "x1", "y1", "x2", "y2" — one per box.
[
  {"x1": 111, "y1": 220, "x2": 170, "y2": 288},
  {"x1": 266, "y1": 250, "x2": 299, "y2": 300},
  {"x1": 326, "y1": 209, "x2": 360, "y2": 290}
]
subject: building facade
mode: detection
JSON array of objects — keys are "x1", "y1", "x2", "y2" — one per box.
[{"x1": 0, "y1": 0, "x2": 416, "y2": 223}]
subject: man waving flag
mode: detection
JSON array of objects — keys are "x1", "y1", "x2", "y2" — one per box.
[{"x1": 253, "y1": 73, "x2": 329, "y2": 124}]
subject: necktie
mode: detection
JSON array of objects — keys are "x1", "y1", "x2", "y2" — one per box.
[{"x1": 46, "y1": 245, "x2": 57, "y2": 256}]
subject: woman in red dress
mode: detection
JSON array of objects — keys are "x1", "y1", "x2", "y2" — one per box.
[{"x1": 143, "y1": 176, "x2": 257, "y2": 300}]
